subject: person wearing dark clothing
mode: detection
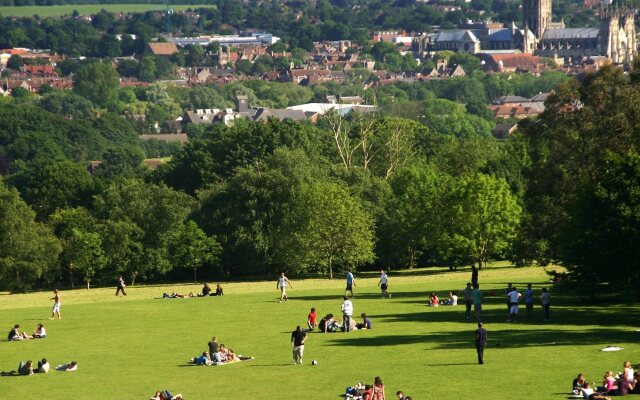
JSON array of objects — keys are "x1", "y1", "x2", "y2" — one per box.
[
  {"x1": 291, "y1": 326, "x2": 307, "y2": 364},
  {"x1": 208, "y1": 336, "x2": 219, "y2": 356},
  {"x1": 471, "y1": 265, "x2": 478, "y2": 285},
  {"x1": 213, "y1": 284, "x2": 224, "y2": 296},
  {"x1": 475, "y1": 322, "x2": 487, "y2": 365},
  {"x1": 116, "y1": 276, "x2": 127, "y2": 296},
  {"x1": 202, "y1": 283, "x2": 211, "y2": 296}
]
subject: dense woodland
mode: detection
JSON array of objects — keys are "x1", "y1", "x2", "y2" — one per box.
[
  {"x1": 0, "y1": 6, "x2": 639, "y2": 297},
  {"x1": 1, "y1": 62, "x2": 640, "y2": 300}
]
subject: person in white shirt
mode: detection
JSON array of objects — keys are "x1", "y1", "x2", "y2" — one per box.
[
  {"x1": 378, "y1": 270, "x2": 390, "y2": 298},
  {"x1": 507, "y1": 287, "x2": 521, "y2": 322},
  {"x1": 33, "y1": 323, "x2": 46, "y2": 338},
  {"x1": 444, "y1": 291, "x2": 458, "y2": 306},
  {"x1": 541, "y1": 287, "x2": 551, "y2": 321},
  {"x1": 341, "y1": 296, "x2": 353, "y2": 332},
  {"x1": 276, "y1": 272, "x2": 292, "y2": 303},
  {"x1": 36, "y1": 358, "x2": 49, "y2": 373}
]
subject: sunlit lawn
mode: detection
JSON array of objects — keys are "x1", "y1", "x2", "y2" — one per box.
[{"x1": 1, "y1": 264, "x2": 639, "y2": 399}]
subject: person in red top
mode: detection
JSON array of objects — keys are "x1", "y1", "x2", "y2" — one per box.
[
  {"x1": 372, "y1": 376, "x2": 386, "y2": 400},
  {"x1": 307, "y1": 307, "x2": 318, "y2": 331}
]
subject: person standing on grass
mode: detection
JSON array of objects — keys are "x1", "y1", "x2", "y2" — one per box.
[
  {"x1": 471, "y1": 265, "x2": 478, "y2": 286},
  {"x1": 307, "y1": 308, "x2": 318, "y2": 331},
  {"x1": 378, "y1": 270, "x2": 390, "y2": 298},
  {"x1": 541, "y1": 287, "x2": 551, "y2": 321},
  {"x1": 50, "y1": 289, "x2": 61, "y2": 319},
  {"x1": 290, "y1": 325, "x2": 307, "y2": 365},
  {"x1": 507, "y1": 286, "x2": 521, "y2": 322},
  {"x1": 345, "y1": 270, "x2": 356, "y2": 297},
  {"x1": 462, "y1": 282, "x2": 473, "y2": 319},
  {"x1": 116, "y1": 275, "x2": 127, "y2": 296},
  {"x1": 341, "y1": 296, "x2": 353, "y2": 332},
  {"x1": 475, "y1": 322, "x2": 487, "y2": 365},
  {"x1": 208, "y1": 336, "x2": 219, "y2": 357},
  {"x1": 524, "y1": 283, "x2": 534, "y2": 316},
  {"x1": 472, "y1": 283, "x2": 483, "y2": 321},
  {"x1": 277, "y1": 272, "x2": 292, "y2": 302}
]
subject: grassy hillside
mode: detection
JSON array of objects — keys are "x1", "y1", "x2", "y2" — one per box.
[{"x1": 1, "y1": 264, "x2": 638, "y2": 399}]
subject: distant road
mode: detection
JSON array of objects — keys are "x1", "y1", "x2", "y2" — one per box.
[{"x1": 0, "y1": 4, "x2": 215, "y2": 17}]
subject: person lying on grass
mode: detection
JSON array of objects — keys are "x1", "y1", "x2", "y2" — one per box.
[
  {"x1": 162, "y1": 292, "x2": 195, "y2": 298},
  {"x1": 56, "y1": 361, "x2": 77, "y2": 371},
  {"x1": 1, "y1": 360, "x2": 34, "y2": 376},
  {"x1": 150, "y1": 390, "x2": 183, "y2": 400}
]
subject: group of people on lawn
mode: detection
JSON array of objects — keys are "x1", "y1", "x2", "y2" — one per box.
[
  {"x1": 8, "y1": 323, "x2": 46, "y2": 341},
  {"x1": 190, "y1": 336, "x2": 252, "y2": 366},
  {"x1": 573, "y1": 361, "x2": 640, "y2": 399},
  {"x1": 307, "y1": 301, "x2": 373, "y2": 333},
  {"x1": 1, "y1": 359, "x2": 76, "y2": 376}
]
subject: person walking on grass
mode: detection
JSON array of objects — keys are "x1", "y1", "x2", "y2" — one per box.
[
  {"x1": 277, "y1": 272, "x2": 292, "y2": 302},
  {"x1": 50, "y1": 290, "x2": 61, "y2": 320},
  {"x1": 524, "y1": 283, "x2": 534, "y2": 316},
  {"x1": 472, "y1": 283, "x2": 483, "y2": 321},
  {"x1": 462, "y1": 282, "x2": 473, "y2": 319},
  {"x1": 291, "y1": 325, "x2": 307, "y2": 365},
  {"x1": 341, "y1": 296, "x2": 353, "y2": 332},
  {"x1": 475, "y1": 322, "x2": 487, "y2": 365},
  {"x1": 507, "y1": 286, "x2": 521, "y2": 322},
  {"x1": 116, "y1": 275, "x2": 127, "y2": 296},
  {"x1": 345, "y1": 270, "x2": 356, "y2": 297},
  {"x1": 378, "y1": 270, "x2": 390, "y2": 298},
  {"x1": 541, "y1": 287, "x2": 551, "y2": 321}
]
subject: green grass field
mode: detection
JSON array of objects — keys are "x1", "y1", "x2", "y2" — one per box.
[
  {"x1": 1, "y1": 265, "x2": 639, "y2": 399},
  {"x1": 0, "y1": 4, "x2": 212, "y2": 17}
]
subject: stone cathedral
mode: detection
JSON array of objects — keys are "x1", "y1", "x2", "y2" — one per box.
[{"x1": 522, "y1": 0, "x2": 637, "y2": 63}]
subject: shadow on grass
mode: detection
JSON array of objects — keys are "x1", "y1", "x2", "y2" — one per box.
[
  {"x1": 248, "y1": 363, "x2": 294, "y2": 367},
  {"x1": 425, "y1": 362, "x2": 478, "y2": 366},
  {"x1": 375, "y1": 303, "x2": 640, "y2": 327},
  {"x1": 326, "y1": 327, "x2": 638, "y2": 349}
]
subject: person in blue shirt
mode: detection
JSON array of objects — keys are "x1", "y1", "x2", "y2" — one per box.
[
  {"x1": 524, "y1": 283, "x2": 534, "y2": 316},
  {"x1": 345, "y1": 270, "x2": 356, "y2": 297},
  {"x1": 356, "y1": 313, "x2": 372, "y2": 330}
]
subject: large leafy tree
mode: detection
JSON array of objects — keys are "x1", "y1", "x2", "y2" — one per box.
[
  {"x1": 273, "y1": 180, "x2": 375, "y2": 279},
  {"x1": 167, "y1": 221, "x2": 221, "y2": 283},
  {"x1": 0, "y1": 179, "x2": 61, "y2": 291},
  {"x1": 444, "y1": 173, "x2": 522, "y2": 268},
  {"x1": 560, "y1": 151, "x2": 640, "y2": 299}
]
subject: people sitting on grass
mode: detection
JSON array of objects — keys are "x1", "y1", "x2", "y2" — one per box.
[
  {"x1": 36, "y1": 358, "x2": 49, "y2": 373},
  {"x1": 56, "y1": 361, "x2": 77, "y2": 371},
  {"x1": 33, "y1": 324, "x2": 46, "y2": 339},
  {"x1": 599, "y1": 371, "x2": 618, "y2": 394},
  {"x1": 201, "y1": 283, "x2": 211, "y2": 297},
  {"x1": 307, "y1": 307, "x2": 318, "y2": 331},
  {"x1": 1, "y1": 360, "x2": 34, "y2": 376},
  {"x1": 150, "y1": 390, "x2": 183, "y2": 400},
  {"x1": 428, "y1": 292, "x2": 439, "y2": 307},
  {"x1": 573, "y1": 373, "x2": 587, "y2": 394},
  {"x1": 442, "y1": 291, "x2": 458, "y2": 305},
  {"x1": 356, "y1": 313, "x2": 372, "y2": 330},
  {"x1": 616, "y1": 373, "x2": 635, "y2": 396},
  {"x1": 213, "y1": 284, "x2": 224, "y2": 296},
  {"x1": 319, "y1": 314, "x2": 341, "y2": 333},
  {"x1": 8, "y1": 324, "x2": 31, "y2": 341}
]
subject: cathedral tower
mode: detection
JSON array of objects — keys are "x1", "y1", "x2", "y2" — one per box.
[{"x1": 523, "y1": 0, "x2": 552, "y2": 38}]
